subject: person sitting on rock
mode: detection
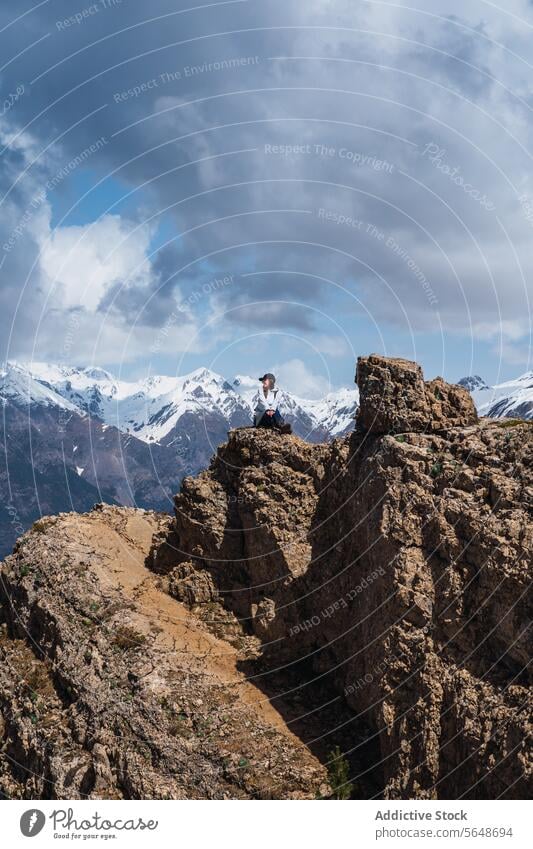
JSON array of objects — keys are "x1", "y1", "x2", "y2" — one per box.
[{"x1": 253, "y1": 373, "x2": 292, "y2": 433}]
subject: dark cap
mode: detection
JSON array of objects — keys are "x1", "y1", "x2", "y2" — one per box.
[{"x1": 258, "y1": 372, "x2": 276, "y2": 383}]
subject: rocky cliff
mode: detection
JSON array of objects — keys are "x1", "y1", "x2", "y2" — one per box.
[{"x1": 1, "y1": 355, "x2": 531, "y2": 799}]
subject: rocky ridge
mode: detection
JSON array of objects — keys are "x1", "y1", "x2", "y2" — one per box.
[
  {"x1": 0, "y1": 354, "x2": 531, "y2": 799},
  {"x1": 0, "y1": 506, "x2": 327, "y2": 799}
]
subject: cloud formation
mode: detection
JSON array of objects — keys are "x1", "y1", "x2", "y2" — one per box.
[{"x1": 0, "y1": 0, "x2": 531, "y2": 382}]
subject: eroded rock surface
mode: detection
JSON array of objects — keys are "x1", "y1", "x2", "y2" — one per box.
[
  {"x1": 0, "y1": 506, "x2": 328, "y2": 799},
  {"x1": 356, "y1": 354, "x2": 478, "y2": 434},
  {"x1": 1, "y1": 355, "x2": 530, "y2": 800},
  {"x1": 156, "y1": 359, "x2": 531, "y2": 799}
]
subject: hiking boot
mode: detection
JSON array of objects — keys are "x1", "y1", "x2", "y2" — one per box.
[{"x1": 279, "y1": 423, "x2": 292, "y2": 435}]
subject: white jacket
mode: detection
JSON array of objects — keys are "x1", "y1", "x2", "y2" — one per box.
[{"x1": 253, "y1": 387, "x2": 281, "y2": 424}]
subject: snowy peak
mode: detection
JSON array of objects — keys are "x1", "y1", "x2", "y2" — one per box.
[
  {"x1": 81, "y1": 366, "x2": 114, "y2": 382},
  {"x1": 458, "y1": 375, "x2": 490, "y2": 392},
  {"x1": 232, "y1": 375, "x2": 358, "y2": 438},
  {"x1": 5, "y1": 360, "x2": 531, "y2": 440},
  {"x1": 463, "y1": 371, "x2": 533, "y2": 421},
  {"x1": 123, "y1": 369, "x2": 251, "y2": 443},
  {"x1": 181, "y1": 367, "x2": 235, "y2": 398},
  {"x1": 184, "y1": 366, "x2": 222, "y2": 384},
  {"x1": 492, "y1": 371, "x2": 533, "y2": 390},
  {"x1": 5, "y1": 361, "x2": 359, "y2": 444},
  {"x1": 0, "y1": 362, "x2": 80, "y2": 412},
  {"x1": 15, "y1": 361, "x2": 124, "y2": 416}
]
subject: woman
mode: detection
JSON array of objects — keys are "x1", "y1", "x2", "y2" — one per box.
[{"x1": 253, "y1": 373, "x2": 292, "y2": 433}]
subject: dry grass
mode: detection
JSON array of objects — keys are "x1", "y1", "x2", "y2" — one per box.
[
  {"x1": 497, "y1": 418, "x2": 532, "y2": 429},
  {"x1": 112, "y1": 625, "x2": 147, "y2": 650}
]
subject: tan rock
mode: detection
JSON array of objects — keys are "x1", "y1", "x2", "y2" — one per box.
[
  {"x1": 356, "y1": 353, "x2": 478, "y2": 434},
  {"x1": 0, "y1": 357, "x2": 529, "y2": 801}
]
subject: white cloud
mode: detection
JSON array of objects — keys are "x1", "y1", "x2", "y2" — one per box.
[
  {"x1": 495, "y1": 340, "x2": 532, "y2": 367},
  {"x1": 3, "y1": 0, "x2": 533, "y2": 383},
  {"x1": 273, "y1": 358, "x2": 332, "y2": 398},
  {"x1": 0, "y1": 120, "x2": 202, "y2": 365},
  {"x1": 40, "y1": 215, "x2": 154, "y2": 312},
  {"x1": 314, "y1": 334, "x2": 353, "y2": 358},
  {"x1": 472, "y1": 319, "x2": 528, "y2": 342},
  {"x1": 34, "y1": 308, "x2": 203, "y2": 367}
]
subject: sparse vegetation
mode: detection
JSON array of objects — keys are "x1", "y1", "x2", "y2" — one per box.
[
  {"x1": 23, "y1": 662, "x2": 55, "y2": 700},
  {"x1": 327, "y1": 745, "x2": 353, "y2": 799},
  {"x1": 497, "y1": 418, "x2": 532, "y2": 429},
  {"x1": 160, "y1": 696, "x2": 192, "y2": 737},
  {"x1": 32, "y1": 518, "x2": 54, "y2": 534},
  {"x1": 112, "y1": 625, "x2": 147, "y2": 650}
]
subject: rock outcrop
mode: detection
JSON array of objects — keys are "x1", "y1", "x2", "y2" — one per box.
[
  {"x1": 356, "y1": 354, "x2": 478, "y2": 434},
  {"x1": 155, "y1": 357, "x2": 531, "y2": 799},
  {"x1": 0, "y1": 355, "x2": 530, "y2": 800}
]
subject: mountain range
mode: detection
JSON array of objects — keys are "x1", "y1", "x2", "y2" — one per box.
[
  {"x1": 1, "y1": 359, "x2": 530, "y2": 559},
  {"x1": 1, "y1": 354, "x2": 529, "y2": 800},
  {"x1": 0, "y1": 361, "x2": 358, "y2": 557},
  {"x1": 458, "y1": 371, "x2": 533, "y2": 420}
]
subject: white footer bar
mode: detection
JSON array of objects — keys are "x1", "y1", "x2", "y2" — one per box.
[{"x1": 4, "y1": 799, "x2": 530, "y2": 848}]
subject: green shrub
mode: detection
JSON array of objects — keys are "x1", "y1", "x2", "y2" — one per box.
[{"x1": 327, "y1": 746, "x2": 353, "y2": 800}]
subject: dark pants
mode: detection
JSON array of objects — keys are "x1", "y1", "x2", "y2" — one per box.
[{"x1": 256, "y1": 409, "x2": 283, "y2": 429}]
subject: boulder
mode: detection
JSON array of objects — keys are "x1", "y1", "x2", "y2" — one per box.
[{"x1": 356, "y1": 354, "x2": 478, "y2": 434}]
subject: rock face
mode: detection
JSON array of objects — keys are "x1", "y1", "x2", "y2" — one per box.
[
  {"x1": 356, "y1": 354, "x2": 478, "y2": 434},
  {"x1": 0, "y1": 506, "x2": 327, "y2": 799},
  {"x1": 155, "y1": 359, "x2": 531, "y2": 799},
  {"x1": 0, "y1": 355, "x2": 530, "y2": 800}
]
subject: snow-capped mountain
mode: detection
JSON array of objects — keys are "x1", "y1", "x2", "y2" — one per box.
[
  {"x1": 14, "y1": 362, "x2": 249, "y2": 444},
  {"x1": 458, "y1": 371, "x2": 533, "y2": 420},
  {"x1": 457, "y1": 375, "x2": 490, "y2": 393},
  {"x1": 5, "y1": 361, "x2": 358, "y2": 444},
  {"x1": 0, "y1": 361, "x2": 358, "y2": 558},
  {"x1": 2, "y1": 359, "x2": 529, "y2": 561},
  {"x1": 232, "y1": 375, "x2": 358, "y2": 439},
  {"x1": 0, "y1": 362, "x2": 80, "y2": 413}
]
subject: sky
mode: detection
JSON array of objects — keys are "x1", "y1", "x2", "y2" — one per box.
[{"x1": 0, "y1": 0, "x2": 532, "y2": 397}]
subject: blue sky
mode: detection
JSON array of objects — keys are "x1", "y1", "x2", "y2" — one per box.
[{"x1": 0, "y1": 0, "x2": 531, "y2": 397}]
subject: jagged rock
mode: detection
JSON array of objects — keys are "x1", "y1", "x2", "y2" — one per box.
[
  {"x1": 356, "y1": 354, "x2": 478, "y2": 434},
  {"x1": 159, "y1": 360, "x2": 530, "y2": 799},
  {"x1": 168, "y1": 561, "x2": 218, "y2": 606},
  {"x1": 1, "y1": 356, "x2": 530, "y2": 801},
  {"x1": 0, "y1": 506, "x2": 327, "y2": 799}
]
